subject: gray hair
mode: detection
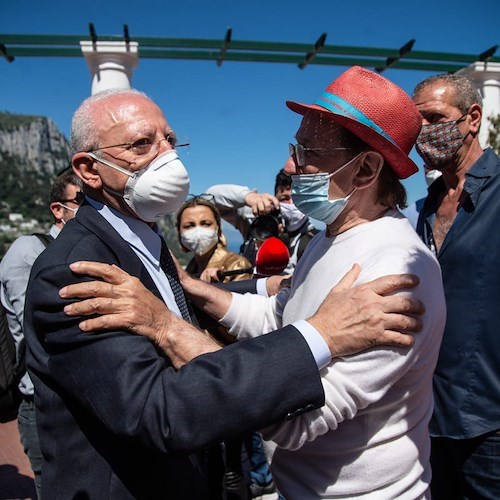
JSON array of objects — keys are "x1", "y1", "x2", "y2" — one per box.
[
  {"x1": 413, "y1": 74, "x2": 483, "y2": 113},
  {"x1": 70, "y1": 88, "x2": 151, "y2": 154}
]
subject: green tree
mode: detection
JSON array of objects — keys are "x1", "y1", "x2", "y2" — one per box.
[{"x1": 488, "y1": 114, "x2": 500, "y2": 155}]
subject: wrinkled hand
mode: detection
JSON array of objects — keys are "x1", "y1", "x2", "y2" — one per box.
[
  {"x1": 60, "y1": 262, "x2": 169, "y2": 337},
  {"x1": 307, "y1": 264, "x2": 424, "y2": 357},
  {"x1": 244, "y1": 191, "x2": 280, "y2": 216},
  {"x1": 60, "y1": 261, "x2": 221, "y2": 367}
]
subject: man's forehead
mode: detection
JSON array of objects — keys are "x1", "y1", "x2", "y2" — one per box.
[
  {"x1": 94, "y1": 94, "x2": 168, "y2": 135},
  {"x1": 297, "y1": 111, "x2": 343, "y2": 141},
  {"x1": 413, "y1": 81, "x2": 457, "y2": 108}
]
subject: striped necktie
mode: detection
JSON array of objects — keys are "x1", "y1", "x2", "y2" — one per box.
[{"x1": 159, "y1": 238, "x2": 191, "y2": 322}]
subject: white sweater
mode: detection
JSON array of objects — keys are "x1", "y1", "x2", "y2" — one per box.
[{"x1": 221, "y1": 211, "x2": 446, "y2": 499}]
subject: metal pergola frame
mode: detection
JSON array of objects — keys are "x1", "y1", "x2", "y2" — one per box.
[{"x1": 1, "y1": 25, "x2": 499, "y2": 73}]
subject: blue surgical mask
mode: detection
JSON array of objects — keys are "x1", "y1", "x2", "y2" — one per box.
[{"x1": 291, "y1": 154, "x2": 360, "y2": 225}]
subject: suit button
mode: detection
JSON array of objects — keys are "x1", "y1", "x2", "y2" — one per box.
[
  {"x1": 304, "y1": 404, "x2": 315, "y2": 412},
  {"x1": 294, "y1": 408, "x2": 305, "y2": 417},
  {"x1": 285, "y1": 412, "x2": 294, "y2": 421}
]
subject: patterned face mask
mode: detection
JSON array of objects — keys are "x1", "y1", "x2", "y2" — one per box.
[{"x1": 416, "y1": 113, "x2": 468, "y2": 168}]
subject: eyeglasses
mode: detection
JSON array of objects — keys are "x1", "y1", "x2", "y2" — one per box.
[
  {"x1": 59, "y1": 191, "x2": 84, "y2": 206},
  {"x1": 289, "y1": 143, "x2": 352, "y2": 167},
  {"x1": 88, "y1": 137, "x2": 190, "y2": 157},
  {"x1": 186, "y1": 193, "x2": 215, "y2": 203}
]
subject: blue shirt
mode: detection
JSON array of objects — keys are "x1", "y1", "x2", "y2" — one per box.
[{"x1": 417, "y1": 148, "x2": 500, "y2": 439}]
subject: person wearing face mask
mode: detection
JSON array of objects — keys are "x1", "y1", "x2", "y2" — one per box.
[
  {"x1": 176, "y1": 196, "x2": 252, "y2": 284},
  {"x1": 413, "y1": 74, "x2": 500, "y2": 499},
  {"x1": 23, "y1": 88, "x2": 427, "y2": 499},
  {"x1": 177, "y1": 195, "x2": 286, "y2": 499},
  {"x1": 0, "y1": 170, "x2": 82, "y2": 498},
  {"x1": 273, "y1": 169, "x2": 319, "y2": 273},
  {"x1": 206, "y1": 169, "x2": 318, "y2": 273},
  {"x1": 165, "y1": 66, "x2": 445, "y2": 498},
  {"x1": 177, "y1": 196, "x2": 254, "y2": 500}
]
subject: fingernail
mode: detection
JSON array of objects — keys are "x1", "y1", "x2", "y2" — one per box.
[
  {"x1": 69, "y1": 262, "x2": 81, "y2": 270},
  {"x1": 63, "y1": 304, "x2": 72, "y2": 313},
  {"x1": 79, "y1": 321, "x2": 87, "y2": 331}
]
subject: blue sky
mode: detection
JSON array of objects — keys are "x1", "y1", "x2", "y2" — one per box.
[{"x1": 1, "y1": 0, "x2": 499, "y2": 208}]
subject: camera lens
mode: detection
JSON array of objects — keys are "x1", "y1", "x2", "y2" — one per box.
[{"x1": 250, "y1": 212, "x2": 282, "y2": 241}]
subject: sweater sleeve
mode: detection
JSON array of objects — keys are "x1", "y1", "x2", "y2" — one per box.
[
  {"x1": 261, "y1": 250, "x2": 445, "y2": 451},
  {"x1": 220, "y1": 292, "x2": 278, "y2": 337}
]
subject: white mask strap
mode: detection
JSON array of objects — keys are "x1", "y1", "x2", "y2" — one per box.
[
  {"x1": 58, "y1": 203, "x2": 78, "y2": 213},
  {"x1": 87, "y1": 152, "x2": 135, "y2": 178},
  {"x1": 326, "y1": 152, "x2": 363, "y2": 180}
]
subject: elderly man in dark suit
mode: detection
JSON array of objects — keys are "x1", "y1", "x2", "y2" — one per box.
[{"x1": 25, "y1": 88, "x2": 422, "y2": 499}]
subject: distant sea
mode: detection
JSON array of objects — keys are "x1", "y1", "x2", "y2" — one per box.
[{"x1": 223, "y1": 221, "x2": 244, "y2": 253}]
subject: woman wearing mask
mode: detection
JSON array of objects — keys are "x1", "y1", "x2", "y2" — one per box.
[
  {"x1": 177, "y1": 194, "x2": 254, "y2": 500},
  {"x1": 177, "y1": 195, "x2": 253, "y2": 283}
]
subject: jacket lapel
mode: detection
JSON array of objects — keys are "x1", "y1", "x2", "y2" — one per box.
[{"x1": 75, "y1": 203, "x2": 163, "y2": 301}]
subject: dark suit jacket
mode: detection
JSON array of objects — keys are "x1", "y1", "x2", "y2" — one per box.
[{"x1": 24, "y1": 203, "x2": 324, "y2": 499}]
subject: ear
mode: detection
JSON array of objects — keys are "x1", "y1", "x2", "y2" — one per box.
[
  {"x1": 50, "y1": 201, "x2": 65, "y2": 223},
  {"x1": 219, "y1": 232, "x2": 227, "y2": 247},
  {"x1": 72, "y1": 153, "x2": 102, "y2": 190},
  {"x1": 352, "y1": 151, "x2": 384, "y2": 189},
  {"x1": 467, "y1": 103, "x2": 482, "y2": 135}
]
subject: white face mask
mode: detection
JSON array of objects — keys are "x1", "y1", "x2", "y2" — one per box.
[
  {"x1": 279, "y1": 202, "x2": 307, "y2": 232},
  {"x1": 425, "y1": 168, "x2": 442, "y2": 187},
  {"x1": 88, "y1": 150, "x2": 190, "y2": 222},
  {"x1": 181, "y1": 226, "x2": 219, "y2": 256},
  {"x1": 58, "y1": 203, "x2": 78, "y2": 225}
]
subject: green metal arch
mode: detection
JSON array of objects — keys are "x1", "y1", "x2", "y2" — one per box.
[{"x1": 1, "y1": 29, "x2": 498, "y2": 73}]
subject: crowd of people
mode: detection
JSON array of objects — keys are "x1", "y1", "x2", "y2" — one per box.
[{"x1": 0, "y1": 65, "x2": 498, "y2": 499}]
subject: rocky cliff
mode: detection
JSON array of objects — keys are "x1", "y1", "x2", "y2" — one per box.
[
  {"x1": 0, "y1": 112, "x2": 70, "y2": 176},
  {"x1": 0, "y1": 112, "x2": 71, "y2": 256}
]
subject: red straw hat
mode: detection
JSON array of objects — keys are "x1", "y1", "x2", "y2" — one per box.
[{"x1": 286, "y1": 66, "x2": 422, "y2": 179}]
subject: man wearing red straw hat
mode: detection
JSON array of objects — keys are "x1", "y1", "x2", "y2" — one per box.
[
  {"x1": 208, "y1": 65, "x2": 446, "y2": 498},
  {"x1": 60, "y1": 66, "x2": 446, "y2": 498}
]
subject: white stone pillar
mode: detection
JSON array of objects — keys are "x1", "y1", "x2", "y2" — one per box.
[
  {"x1": 457, "y1": 62, "x2": 500, "y2": 148},
  {"x1": 80, "y1": 41, "x2": 139, "y2": 95}
]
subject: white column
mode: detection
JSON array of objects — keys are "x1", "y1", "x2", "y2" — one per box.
[
  {"x1": 80, "y1": 41, "x2": 139, "y2": 95},
  {"x1": 457, "y1": 62, "x2": 500, "y2": 148}
]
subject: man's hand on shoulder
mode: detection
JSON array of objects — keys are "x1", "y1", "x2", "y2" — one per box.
[
  {"x1": 307, "y1": 264, "x2": 424, "y2": 357},
  {"x1": 60, "y1": 261, "x2": 221, "y2": 368}
]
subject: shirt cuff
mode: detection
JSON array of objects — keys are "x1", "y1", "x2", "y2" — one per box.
[
  {"x1": 292, "y1": 319, "x2": 332, "y2": 370},
  {"x1": 255, "y1": 278, "x2": 269, "y2": 297}
]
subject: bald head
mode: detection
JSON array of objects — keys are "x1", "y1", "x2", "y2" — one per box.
[{"x1": 70, "y1": 88, "x2": 154, "y2": 154}]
